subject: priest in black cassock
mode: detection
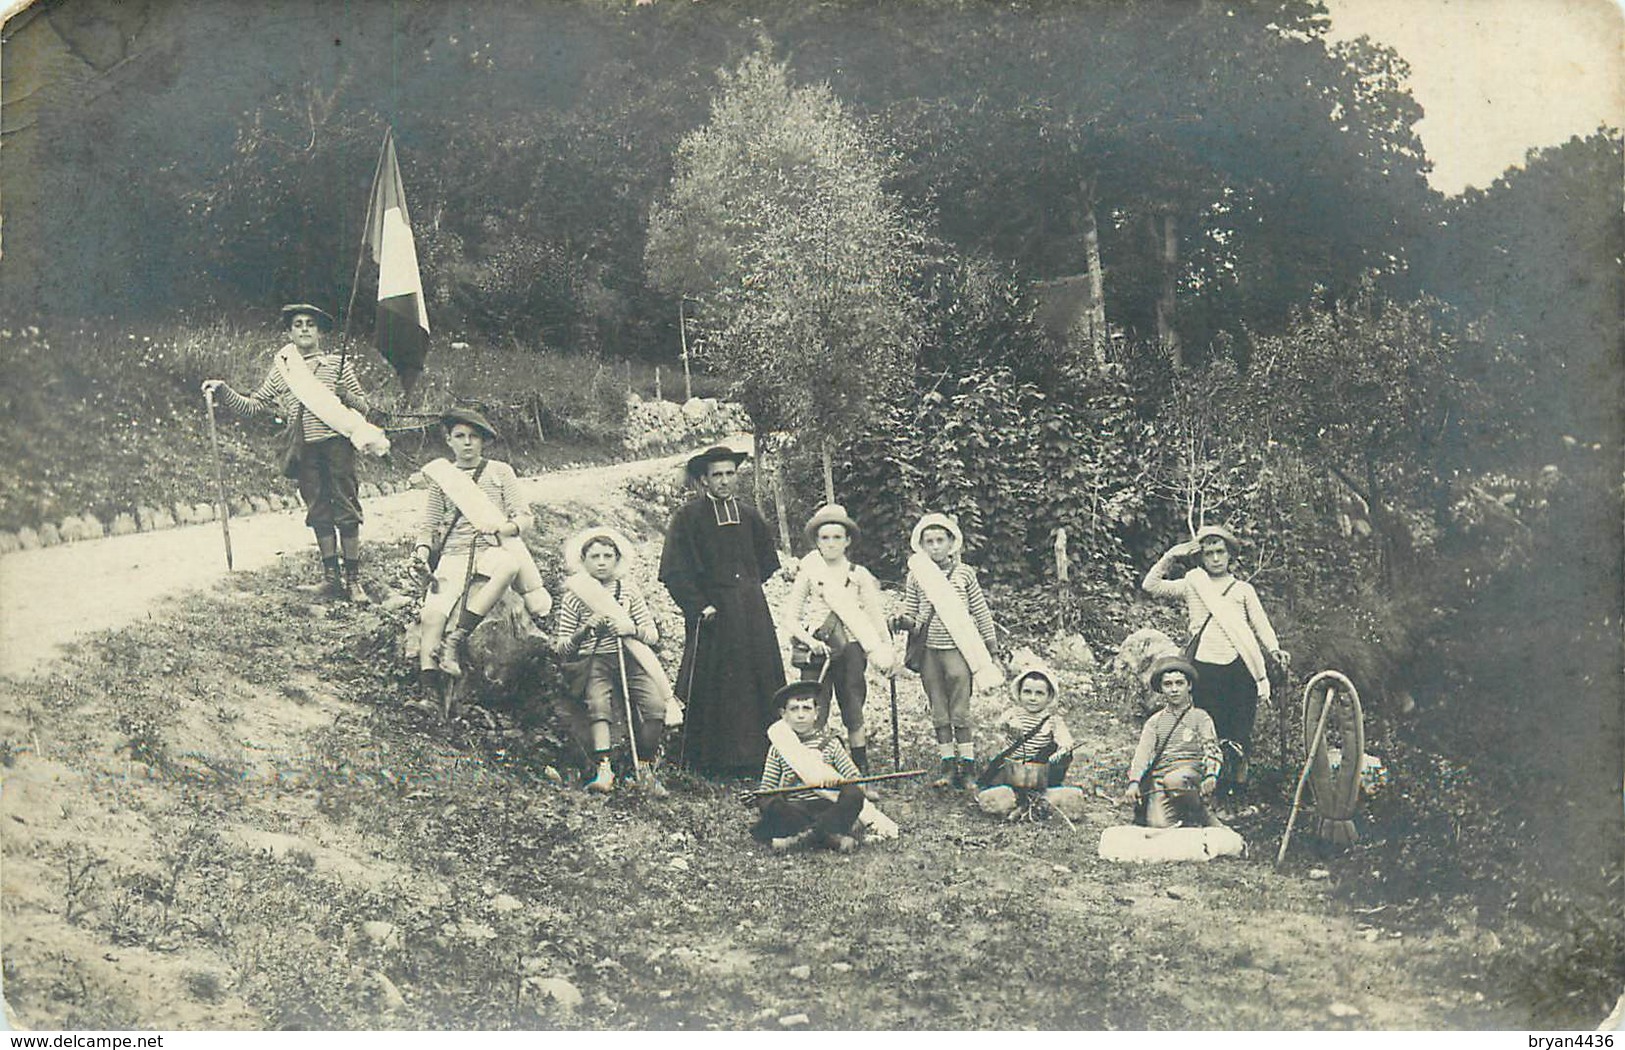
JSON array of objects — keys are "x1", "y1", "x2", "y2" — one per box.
[{"x1": 660, "y1": 445, "x2": 786, "y2": 778}]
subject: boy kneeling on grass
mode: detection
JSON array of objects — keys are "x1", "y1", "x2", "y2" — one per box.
[
  {"x1": 1123, "y1": 656, "x2": 1222, "y2": 828},
  {"x1": 751, "y1": 682, "x2": 875, "y2": 853}
]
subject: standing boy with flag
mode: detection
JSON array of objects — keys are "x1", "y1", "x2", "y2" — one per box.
[{"x1": 203, "y1": 304, "x2": 388, "y2": 602}]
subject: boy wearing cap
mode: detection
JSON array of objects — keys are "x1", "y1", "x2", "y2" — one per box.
[
  {"x1": 659, "y1": 446, "x2": 785, "y2": 778},
  {"x1": 975, "y1": 666, "x2": 1087, "y2": 820},
  {"x1": 751, "y1": 682, "x2": 868, "y2": 852},
  {"x1": 555, "y1": 526, "x2": 670, "y2": 797},
  {"x1": 1124, "y1": 656, "x2": 1222, "y2": 828},
  {"x1": 894, "y1": 513, "x2": 1000, "y2": 788},
  {"x1": 781, "y1": 504, "x2": 895, "y2": 775},
  {"x1": 1142, "y1": 526, "x2": 1289, "y2": 798},
  {"x1": 412, "y1": 408, "x2": 552, "y2": 692},
  {"x1": 203, "y1": 304, "x2": 383, "y2": 602}
]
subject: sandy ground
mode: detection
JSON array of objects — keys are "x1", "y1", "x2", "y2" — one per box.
[{"x1": 0, "y1": 442, "x2": 744, "y2": 681}]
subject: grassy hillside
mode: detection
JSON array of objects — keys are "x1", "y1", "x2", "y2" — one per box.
[{"x1": 0, "y1": 320, "x2": 721, "y2": 533}]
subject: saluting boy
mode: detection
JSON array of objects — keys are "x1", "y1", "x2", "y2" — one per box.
[{"x1": 894, "y1": 512, "x2": 1002, "y2": 789}]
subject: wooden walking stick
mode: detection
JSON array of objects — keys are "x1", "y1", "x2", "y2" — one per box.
[
  {"x1": 1276, "y1": 671, "x2": 1341, "y2": 866},
  {"x1": 675, "y1": 619, "x2": 702, "y2": 767},
  {"x1": 616, "y1": 635, "x2": 641, "y2": 772},
  {"x1": 440, "y1": 543, "x2": 480, "y2": 723},
  {"x1": 203, "y1": 387, "x2": 234, "y2": 571}
]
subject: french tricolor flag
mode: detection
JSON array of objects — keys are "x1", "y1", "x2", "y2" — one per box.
[{"x1": 363, "y1": 128, "x2": 430, "y2": 393}]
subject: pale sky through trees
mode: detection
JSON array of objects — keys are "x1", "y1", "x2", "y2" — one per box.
[{"x1": 1323, "y1": 0, "x2": 1625, "y2": 195}]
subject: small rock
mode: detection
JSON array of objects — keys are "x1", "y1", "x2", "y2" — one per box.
[
  {"x1": 1328, "y1": 1002, "x2": 1361, "y2": 1019},
  {"x1": 174, "y1": 503, "x2": 196, "y2": 525},
  {"x1": 1308, "y1": 869, "x2": 1331, "y2": 880},
  {"x1": 491, "y1": 893, "x2": 523, "y2": 912},
  {"x1": 380, "y1": 593, "x2": 414, "y2": 612},
  {"x1": 370, "y1": 971, "x2": 406, "y2": 1011},
  {"x1": 37, "y1": 523, "x2": 61, "y2": 547},
  {"x1": 1049, "y1": 631, "x2": 1097, "y2": 669},
  {"x1": 657, "y1": 990, "x2": 673, "y2": 1000},
  {"x1": 229, "y1": 498, "x2": 254, "y2": 517},
  {"x1": 668, "y1": 857, "x2": 690, "y2": 872},
  {"x1": 532, "y1": 976, "x2": 582, "y2": 1010},
  {"x1": 789, "y1": 964, "x2": 811, "y2": 979},
  {"x1": 193, "y1": 503, "x2": 216, "y2": 522},
  {"x1": 778, "y1": 1013, "x2": 809, "y2": 1028},
  {"x1": 110, "y1": 513, "x2": 138, "y2": 536},
  {"x1": 0, "y1": 532, "x2": 20, "y2": 555},
  {"x1": 1362, "y1": 928, "x2": 1380, "y2": 943},
  {"x1": 136, "y1": 506, "x2": 163, "y2": 531},
  {"x1": 1051, "y1": 864, "x2": 1072, "y2": 875},
  {"x1": 378, "y1": 480, "x2": 397, "y2": 495},
  {"x1": 151, "y1": 507, "x2": 177, "y2": 530},
  {"x1": 249, "y1": 497, "x2": 271, "y2": 514},
  {"x1": 830, "y1": 962, "x2": 853, "y2": 973},
  {"x1": 58, "y1": 517, "x2": 85, "y2": 543},
  {"x1": 359, "y1": 482, "x2": 380, "y2": 499},
  {"x1": 360, "y1": 920, "x2": 400, "y2": 947},
  {"x1": 16, "y1": 527, "x2": 40, "y2": 550},
  {"x1": 543, "y1": 766, "x2": 563, "y2": 783},
  {"x1": 81, "y1": 512, "x2": 105, "y2": 537},
  {"x1": 906, "y1": 970, "x2": 929, "y2": 983}
]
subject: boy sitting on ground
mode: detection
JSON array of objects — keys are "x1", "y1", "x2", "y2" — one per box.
[
  {"x1": 1123, "y1": 656, "x2": 1222, "y2": 828},
  {"x1": 976, "y1": 666, "x2": 1087, "y2": 821},
  {"x1": 750, "y1": 682, "x2": 868, "y2": 853}
]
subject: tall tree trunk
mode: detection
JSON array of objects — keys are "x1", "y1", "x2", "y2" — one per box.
[
  {"x1": 821, "y1": 442, "x2": 836, "y2": 505},
  {"x1": 1153, "y1": 208, "x2": 1182, "y2": 368},
  {"x1": 771, "y1": 445, "x2": 793, "y2": 554},
  {"x1": 752, "y1": 424, "x2": 766, "y2": 512},
  {"x1": 1082, "y1": 201, "x2": 1108, "y2": 369}
]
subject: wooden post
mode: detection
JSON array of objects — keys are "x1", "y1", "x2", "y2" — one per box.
[
  {"x1": 655, "y1": 366, "x2": 662, "y2": 401},
  {"x1": 678, "y1": 299, "x2": 694, "y2": 402}
]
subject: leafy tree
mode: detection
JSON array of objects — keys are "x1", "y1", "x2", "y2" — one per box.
[{"x1": 646, "y1": 46, "x2": 923, "y2": 506}]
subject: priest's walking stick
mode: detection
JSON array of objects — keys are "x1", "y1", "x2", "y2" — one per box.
[{"x1": 203, "y1": 387, "x2": 234, "y2": 571}]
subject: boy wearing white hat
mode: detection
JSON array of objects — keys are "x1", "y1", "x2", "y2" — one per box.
[
  {"x1": 1124, "y1": 656, "x2": 1222, "y2": 828},
  {"x1": 895, "y1": 512, "x2": 1000, "y2": 788},
  {"x1": 975, "y1": 666, "x2": 1087, "y2": 820},
  {"x1": 555, "y1": 526, "x2": 670, "y2": 797}
]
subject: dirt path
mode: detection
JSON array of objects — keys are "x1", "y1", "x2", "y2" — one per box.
[{"x1": 0, "y1": 441, "x2": 744, "y2": 681}]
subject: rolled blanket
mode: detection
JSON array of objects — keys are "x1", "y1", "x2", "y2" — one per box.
[
  {"x1": 906, "y1": 552, "x2": 1003, "y2": 693},
  {"x1": 766, "y1": 720, "x2": 899, "y2": 839},
  {"x1": 563, "y1": 572, "x2": 677, "y2": 715},
  {"x1": 275, "y1": 345, "x2": 389, "y2": 457},
  {"x1": 1185, "y1": 568, "x2": 1268, "y2": 700},
  {"x1": 420, "y1": 458, "x2": 550, "y2": 616},
  {"x1": 796, "y1": 551, "x2": 894, "y2": 672}
]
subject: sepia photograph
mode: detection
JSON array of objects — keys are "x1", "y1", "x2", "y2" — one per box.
[{"x1": 0, "y1": 0, "x2": 1620, "y2": 1033}]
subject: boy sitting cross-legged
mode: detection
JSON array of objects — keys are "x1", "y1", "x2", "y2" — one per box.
[
  {"x1": 1124, "y1": 656, "x2": 1223, "y2": 828},
  {"x1": 750, "y1": 682, "x2": 870, "y2": 853}
]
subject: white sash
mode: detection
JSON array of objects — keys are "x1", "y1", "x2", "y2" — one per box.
[
  {"x1": 1185, "y1": 568, "x2": 1270, "y2": 699},
  {"x1": 563, "y1": 573, "x2": 679, "y2": 718},
  {"x1": 274, "y1": 345, "x2": 389, "y2": 457},
  {"x1": 765, "y1": 720, "x2": 899, "y2": 839},
  {"x1": 796, "y1": 552, "x2": 895, "y2": 672},
  {"x1": 422, "y1": 457, "x2": 546, "y2": 591},
  {"x1": 906, "y1": 552, "x2": 1003, "y2": 693}
]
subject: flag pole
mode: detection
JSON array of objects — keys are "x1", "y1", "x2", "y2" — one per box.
[{"x1": 341, "y1": 126, "x2": 394, "y2": 380}]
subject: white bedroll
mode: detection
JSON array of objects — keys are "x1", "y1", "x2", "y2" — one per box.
[{"x1": 1098, "y1": 825, "x2": 1246, "y2": 863}]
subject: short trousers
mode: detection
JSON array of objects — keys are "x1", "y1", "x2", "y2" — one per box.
[
  {"x1": 920, "y1": 646, "x2": 972, "y2": 728},
  {"x1": 295, "y1": 438, "x2": 363, "y2": 529},
  {"x1": 420, "y1": 546, "x2": 520, "y2": 618},
  {"x1": 580, "y1": 651, "x2": 667, "y2": 725}
]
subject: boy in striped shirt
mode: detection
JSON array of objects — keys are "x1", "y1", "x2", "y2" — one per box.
[
  {"x1": 204, "y1": 304, "x2": 377, "y2": 601},
  {"x1": 894, "y1": 513, "x2": 998, "y2": 789},
  {"x1": 975, "y1": 666, "x2": 1087, "y2": 820},
  {"x1": 750, "y1": 683, "x2": 866, "y2": 852},
  {"x1": 554, "y1": 527, "x2": 666, "y2": 796}
]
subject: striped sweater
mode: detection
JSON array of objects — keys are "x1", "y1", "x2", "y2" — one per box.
[
  {"x1": 220, "y1": 351, "x2": 371, "y2": 444},
  {"x1": 996, "y1": 706, "x2": 1076, "y2": 762},
  {"x1": 757, "y1": 733, "x2": 860, "y2": 802},
  {"x1": 415, "y1": 459, "x2": 532, "y2": 558},
  {"x1": 1128, "y1": 704, "x2": 1222, "y2": 784},
  {"x1": 900, "y1": 558, "x2": 997, "y2": 651},
  {"x1": 554, "y1": 581, "x2": 658, "y2": 656}
]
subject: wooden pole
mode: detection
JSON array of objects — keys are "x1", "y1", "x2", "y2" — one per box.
[
  {"x1": 341, "y1": 126, "x2": 393, "y2": 380},
  {"x1": 203, "y1": 389, "x2": 234, "y2": 571},
  {"x1": 678, "y1": 299, "x2": 694, "y2": 402}
]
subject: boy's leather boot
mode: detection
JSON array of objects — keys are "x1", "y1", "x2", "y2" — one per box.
[
  {"x1": 439, "y1": 628, "x2": 468, "y2": 677},
  {"x1": 931, "y1": 757, "x2": 955, "y2": 789}
]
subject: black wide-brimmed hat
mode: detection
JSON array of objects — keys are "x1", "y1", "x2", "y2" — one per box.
[
  {"x1": 772, "y1": 680, "x2": 822, "y2": 708},
  {"x1": 440, "y1": 406, "x2": 498, "y2": 441},
  {"x1": 685, "y1": 444, "x2": 750, "y2": 480},
  {"x1": 278, "y1": 303, "x2": 336, "y2": 332}
]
